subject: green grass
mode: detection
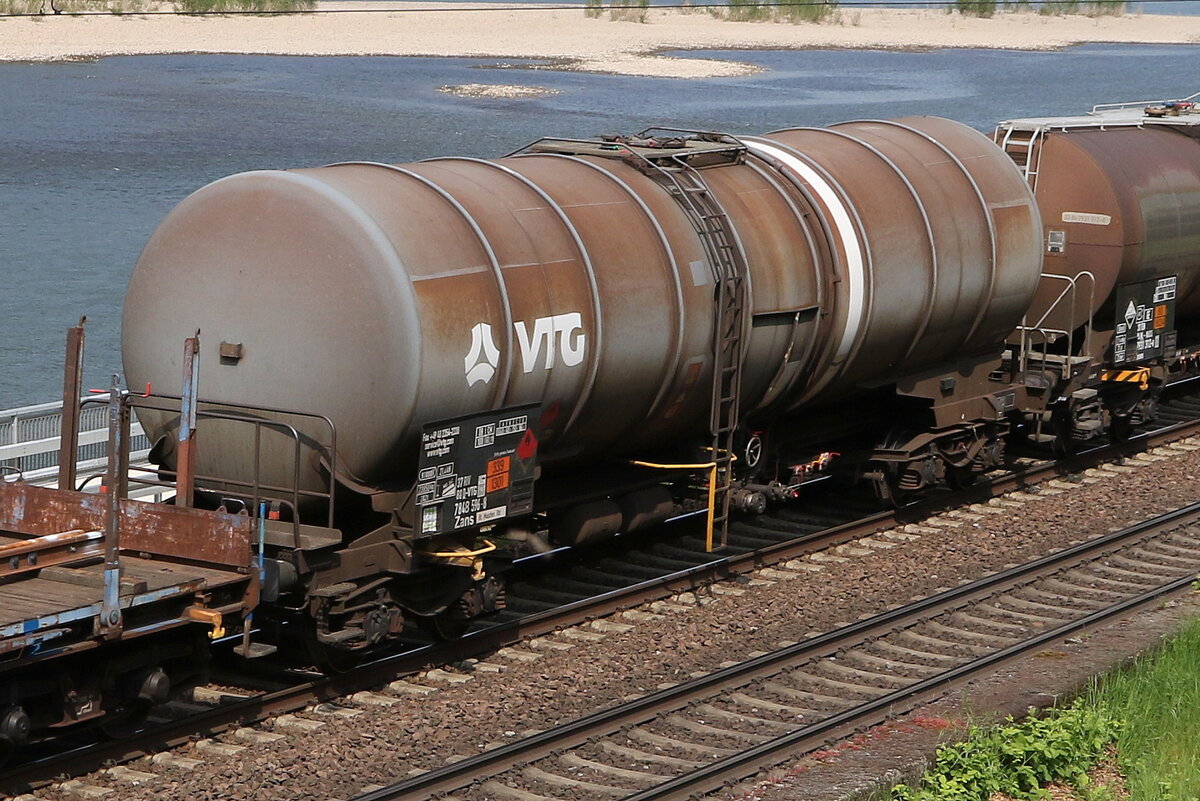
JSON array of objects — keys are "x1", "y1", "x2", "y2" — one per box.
[
  {"x1": 775, "y1": 0, "x2": 835, "y2": 22},
  {"x1": 1081, "y1": 0, "x2": 1126, "y2": 15},
  {"x1": 581, "y1": 0, "x2": 649, "y2": 22},
  {"x1": 725, "y1": 0, "x2": 772, "y2": 21},
  {"x1": 1083, "y1": 616, "x2": 1200, "y2": 801},
  {"x1": 1037, "y1": 0, "x2": 1125, "y2": 13}
]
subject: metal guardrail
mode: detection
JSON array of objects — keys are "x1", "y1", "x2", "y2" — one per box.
[
  {"x1": 0, "y1": 396, "x2": 161, "y2": 498},
  {"x1": 1091, "y1": 90, "x2": 1200, "y2": 114}
]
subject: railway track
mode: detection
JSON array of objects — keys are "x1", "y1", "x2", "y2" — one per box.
[
  {"x1": 352, "y1": 496, "x2": 1200, "y2": 801},
  {"x1": 3, "y1": 407, "x2": 1199, "y2": 793}
]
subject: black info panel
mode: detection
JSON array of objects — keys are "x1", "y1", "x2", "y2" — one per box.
[
  {"x1": 1113, "y1": 276, "x2": 1177, "y2": 366},
  {"x1": 417, "y1": 404, "x2": 540, "y2": 535}
]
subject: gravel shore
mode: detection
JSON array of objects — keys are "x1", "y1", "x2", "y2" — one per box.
[{"x1": 2, "y1": 4, "x2": 1200, "y2": 77}]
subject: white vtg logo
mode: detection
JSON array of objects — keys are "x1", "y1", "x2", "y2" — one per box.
[{"x1": 464, "y1": 312, "x2": 586, "y2": 387}]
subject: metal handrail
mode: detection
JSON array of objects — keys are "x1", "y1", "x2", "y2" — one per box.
[
  {"x1": 1014, "y1": 271, "x2": 1096, "y2": 374},
  {"x1": 129, "y1": 394, "x2": 340, "y2": 537},
  {"x1": 1091, "y1": 91, "x2": 1200, "y2": 114}
]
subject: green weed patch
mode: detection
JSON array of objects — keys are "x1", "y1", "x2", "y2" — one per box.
[{"x1": 891, "y1": 701, "x2": 1119, "y2": 801}]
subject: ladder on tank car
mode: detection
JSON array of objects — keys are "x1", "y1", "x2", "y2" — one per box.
[
  {"x1": 512, "y1": 131, "x2": 750, "y2": 550},
  {"x1": 625, "y1": 130, "x2": 749, "y2": 551},
  {"x1": 996, "y1": 124, "x2": 1045, "y2": 188}
]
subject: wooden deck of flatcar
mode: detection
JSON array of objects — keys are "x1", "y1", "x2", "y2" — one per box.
[{"x1": 0, "y1": 550, "x2": 248, "y2": 654}]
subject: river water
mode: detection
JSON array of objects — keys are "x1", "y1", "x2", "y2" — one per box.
[{"x1": 1, "y1": 44, "x2": 1198, "y2": 408}]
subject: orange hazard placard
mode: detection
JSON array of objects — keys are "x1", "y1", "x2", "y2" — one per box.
[
  {"x1": 486, "y1": 472, "x2": 510, "y2": 493},
  {"x1": 1154, "y1": 304, "x2": 1168, "y2": 329},
  {"x1": 486, "y1": 456, "x2": 510, "y2": 477}
]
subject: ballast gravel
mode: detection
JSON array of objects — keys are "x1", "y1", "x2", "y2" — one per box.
[{"x1": 30, "y1": 440, "x2": 1200, "y2": 801}]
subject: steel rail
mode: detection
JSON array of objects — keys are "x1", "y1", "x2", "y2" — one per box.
[
  {"x1": 350, "y1": 498, "x2": 1200, "y2": 801},
  {"x1": 3, "y1": 414, "x2": 1198, "y2": 791},
  {"x1": 626, "y1": 575, "x2": 1199, "y2": 801}
]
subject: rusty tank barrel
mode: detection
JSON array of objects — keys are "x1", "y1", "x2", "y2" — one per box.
[
  {"x1": 122, "y1": 116, "x2": 1042, "y2": 497},
  {"x1": 748, "y1": 117, "x2": 1042, "y2": 408}
]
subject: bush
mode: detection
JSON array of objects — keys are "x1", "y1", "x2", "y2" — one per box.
[
  {"x1": 607, "y1": 0, "x2": 648, "y2": 23},
  {"x1": 723, "y1": 0, "x2": 837, "y2": 24},
  {"x1": 1084, "y1": 0, "x2": 1125, "y2": 15},
  {"x1": 776, "y1": 0, "x2": 836, "y2": 23},
  {"x1": 1039, "y1": 0, "x2": 1078, "y2": 14},
  {"x1": 0, "y1": 0, "x2": 147, "y2": 13},
  {"x1": 891, "y1": 700, "x2": 1119, "y2": 801},
  {"x1": 725, "y1": 0, "x2": 771, "y2": 21},
  {"x1": 956, "y1": 0, "x2": 997, "y2": 17}
]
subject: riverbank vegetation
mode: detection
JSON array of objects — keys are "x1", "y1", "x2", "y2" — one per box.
[
  {"x1": 955, "y1": 0, "x2": 1126, "y2": 16},
  {"x1": 586, "y1": 0, "x2": 839, "y2": 23},
  {"x1": 722, "y1": 0, "x2": 839, "y2": 23},
  {"x1": 0, "y1": 0, "x2": 313, "y2": 14},
  {"x1": 585, "y1": 0, "x2": 652, "y2": 23},
  {"x1": 581, "y1": 0, "x2": 1122, "y2": 23},
  {"x1": 891, "y1": 615, "x2": 1200, "y2": 801}
]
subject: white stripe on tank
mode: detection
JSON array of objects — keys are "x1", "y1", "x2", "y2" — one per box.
[{"x1": 745, "y1": 140, "x2": 866, "y2": 368}]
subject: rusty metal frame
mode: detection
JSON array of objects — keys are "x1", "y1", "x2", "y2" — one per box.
[
  {"x1": 0, "y1": 528, "x2": 104, "y2": 580},
  {"x1": 57, "y1": 319, "x2": 85, "y2": 492},
  {"x1": 100, "y1": 375, "x2": 130, "y2": 635},
  {"x1": 175, "y1": 334, "x2": 200, "y2": 509},
  {"x1": 0, "y1": 479, "x2": 255, "y2": 570}
]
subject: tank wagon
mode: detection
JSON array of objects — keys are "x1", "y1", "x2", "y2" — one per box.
[
  {"x1": 995, "y1": 95, "x2": 1200, "y2": 444},
  {"x1": 121, "y1": 115, "x2": 1043, "y2": 649},
  {"x1": 119, "y1": 99, "x2": 1200, "y2": 652},
  {"x1": 7, "y1": 97, "x2": 1200, "y2": 753}
]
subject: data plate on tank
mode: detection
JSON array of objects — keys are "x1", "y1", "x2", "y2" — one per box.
[
  {"x1": 1113, "y1": 276, "x2": 1177, "y2": 365},
  {"x1": 416, "y1": 405, "x2": 540, "y2": 536}
]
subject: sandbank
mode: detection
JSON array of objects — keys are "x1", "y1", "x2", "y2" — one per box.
[{"x1": 1, "y1": 3, "x2": 1199, "y2": 77}]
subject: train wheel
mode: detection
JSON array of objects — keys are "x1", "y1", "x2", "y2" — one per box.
[
  {"x1": 98, "y1": 703, "x2": 151, "y2": 739},
  {"x1": 419, "y1": 575, "x2": 504, "y2": 641},
  {"x1": 0, "y1": 704, "x2": 31, "y2": 767},
  {"x1": 1109, "y1": 414, "x2": 1133, "y2": 443},
  {"x1": 419, "y1": 611, "x2": 470, "y2": 641},
  {"x1": 869, "y1": 469, "x2": 909, "y2": 507},
  {"x1": 946, "y1": 463, "x2": 978, "y2": 490},
  {"x1": 304, "y1": 633, "x2": 366, "y2": 674}
]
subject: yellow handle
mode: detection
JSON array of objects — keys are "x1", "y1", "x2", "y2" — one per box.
[
  {"x1": 630, "y1": 460, "x2": 720, "y2": 552},
  {"x1": 185, "y1": 606, "x2": 225, "y2": 639}
]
